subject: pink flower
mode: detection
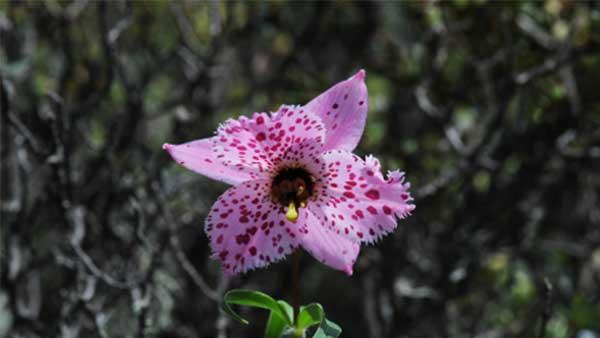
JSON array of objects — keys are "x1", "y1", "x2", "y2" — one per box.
[{"x1": 163, "y1": 70, "x2": 415, "y2": 276}]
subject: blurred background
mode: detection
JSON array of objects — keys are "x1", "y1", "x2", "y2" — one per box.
[{"x1": 2, "y1": 1, "x2": 600, "y2": 337}]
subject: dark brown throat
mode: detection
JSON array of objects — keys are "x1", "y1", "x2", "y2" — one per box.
[{"x1": 270, "y1": 166, "x2": 315, "y2": 207}]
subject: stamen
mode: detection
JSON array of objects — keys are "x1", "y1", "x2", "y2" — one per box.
[
  {"x1": 286, "y1": 201, "x2": 298, "y2": 222},
  {"x1": 271, "y1": 166, "x2": 315, "y2": 221},
  {"x1": 296, "y1": 184, "x2": 305, "y2": 197}
]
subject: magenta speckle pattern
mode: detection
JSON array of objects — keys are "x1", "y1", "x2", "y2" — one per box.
[{"x1": 163, "y1": 70, "x2": 415, "y2": 276}]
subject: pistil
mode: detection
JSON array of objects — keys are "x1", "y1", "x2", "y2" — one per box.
[{"x1": 286, "y1": 201, "x2": 299, "y2": 222}]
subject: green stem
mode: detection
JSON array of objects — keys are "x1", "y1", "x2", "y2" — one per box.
[
  {"x1": 292, "y1": 327, "x2": 304, "y2": 338},
  {"x1": 290, "y1": 250, "x2": 303, "y2": 338}
]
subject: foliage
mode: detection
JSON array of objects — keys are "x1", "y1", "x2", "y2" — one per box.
[{"x1": 222, "y1": 289, "x2": 340, "y2": 338}]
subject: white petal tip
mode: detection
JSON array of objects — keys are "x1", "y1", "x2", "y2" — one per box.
[
  {"x1": 162, "y1": 143, "x2": 172, "y2": 151},
  {"x1": 345, "y1": 267, "x2": 354, "y2": 276}
]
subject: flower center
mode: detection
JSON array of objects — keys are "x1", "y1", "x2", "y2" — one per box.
[{"x1": 270, "y1": 167, "x2": 315, "y2": 222}]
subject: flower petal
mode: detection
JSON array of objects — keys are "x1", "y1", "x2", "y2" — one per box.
[
  {"x1": 305, "y1": 150, "x2": 415, "y2": 244},
  {"x1": 297, "y1": 205, "x2": 360, "y2": 275},
  {"x1": 211, "y1": 106, "x2": 325, "y2": 175},
  {"x1": 205, "y1": 179, "x2": 300, "y2": 275},
  {"x1": 162, "y1": 138, "x2": 253, "y2": 186},
  {"x1": 304, "y1": 70, "x2": 368, "y2": 151}
]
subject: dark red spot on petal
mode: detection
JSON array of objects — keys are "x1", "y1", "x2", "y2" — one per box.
[
  {"x1": 219, "y1": 250, "x2": 229, "y2": 260},
  {"x1": 365, "y1": 189, "x2": 380, "y2": 200},
  {"x1": 343, "y1": 191, "x2": 355, "y2": 199},
  {"x1": 236, "y1": 234, "x2": 250, "y2": 245}
]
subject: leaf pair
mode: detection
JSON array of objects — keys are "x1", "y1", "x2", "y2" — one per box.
[{"x1": 222, "y1": 289, "x2": 342, "y2": 338}]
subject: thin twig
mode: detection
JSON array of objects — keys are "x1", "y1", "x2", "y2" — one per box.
[
  {"x1": 67, "y1": 207, "x2": 134, "y2": 290},
  {"x1": 537, "y1": 278, "x2": 553, "y2": 338},
  {"x1": 152, "y1": 181, "x2": 219, "y2": 301}
]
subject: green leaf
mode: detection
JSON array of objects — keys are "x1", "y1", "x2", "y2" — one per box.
[
  {"x1": 296, "y1": 303, "x2": 324, "y2": 331},
  {"x1": 265, "y1": 311, "x2": 289, "y2": 338},
  {"x1": 221, "y1": 289, "x2": 293, "y2": 326},
  {"x1": 277, "y1": 300, "x2": 295, "y2": 325},
  {"x1": 221, "y1": 296, "x2": 249, "y2": 325},
  {"x1": 313, "y1": 318, "x2": 342, "y2": 338}
]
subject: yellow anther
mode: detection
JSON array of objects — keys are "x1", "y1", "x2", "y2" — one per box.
[
  {"x1": 285, "y1": 201, "x2": 298, "y2": 222},
  {"x1": 299, "y1": 201, "x2": 306, "y2": 208}
]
